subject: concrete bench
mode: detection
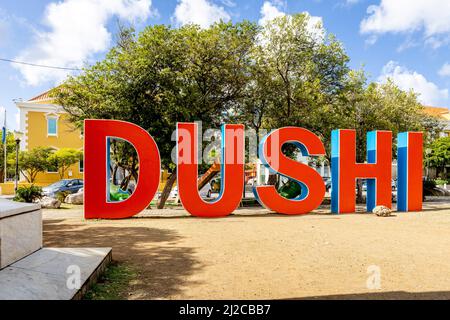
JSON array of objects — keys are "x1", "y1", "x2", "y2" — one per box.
[{"x1": 0, "y1": 200, "x2": 42, "y2": 269}]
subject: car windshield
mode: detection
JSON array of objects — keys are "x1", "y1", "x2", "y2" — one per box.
[{"x1": 47, "y1": 180, "x2": 69, "y2": 189}]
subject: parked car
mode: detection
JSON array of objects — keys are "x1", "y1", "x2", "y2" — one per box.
[{"x1": 42, "y1": 179, "x2": 84, "y2": 198}]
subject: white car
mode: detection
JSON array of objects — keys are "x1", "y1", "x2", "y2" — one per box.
[{"x1": 170, "y1": 182, "x2": 212, "y2": 199}]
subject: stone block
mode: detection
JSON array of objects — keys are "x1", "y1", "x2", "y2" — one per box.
[{"x1": 0, "y1": 200, "x2": 42, "y2": 269}]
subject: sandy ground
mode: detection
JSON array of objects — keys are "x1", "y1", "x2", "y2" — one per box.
[{"x1": 43, "y1": 202, "x2": 450, "y2": 300}]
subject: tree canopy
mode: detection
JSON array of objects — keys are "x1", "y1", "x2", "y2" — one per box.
[
  {"x1": 426, "y1": 136, "x2": 450, "y2": 179},
  {"x1": 53, "y1": 14, "x2": 444, "y2": 206},
  {"x1": 0, "y1": 131, "x2": 15, "y2": 180},
  {"x1": 48, "y1": 148, "x2": 83, "y2": 180},
  {"x1": 8, "y1": 147, "x2": 54, "y2": 183}
]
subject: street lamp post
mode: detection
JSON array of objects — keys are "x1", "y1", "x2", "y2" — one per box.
[{"x1": 13, "y1": 131, "x2": 23, "y2": 193}]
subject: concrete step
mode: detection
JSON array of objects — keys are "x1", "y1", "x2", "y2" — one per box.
[{"x1": 0, "y1": 247, "x2": 112, "y2": 300}]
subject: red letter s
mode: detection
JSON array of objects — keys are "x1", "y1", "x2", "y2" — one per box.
[{"x1": 254, "y1": 127, "x2": 326, "y2": 214}]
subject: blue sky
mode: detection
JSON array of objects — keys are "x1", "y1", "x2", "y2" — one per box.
[{"x1": 1, "y1": 0, "x2": 450, "y2": 130}]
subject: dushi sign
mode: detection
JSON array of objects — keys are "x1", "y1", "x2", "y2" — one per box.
[{"x1": 84, "y1": 120, "x2": 423, "y2": 219}]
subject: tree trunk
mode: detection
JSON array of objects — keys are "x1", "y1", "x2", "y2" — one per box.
[
  {"x1": 120, "y1": 173, "x2": 132, "y2": 190},
  {"x1": 267, "y1": 174, "x2": 277, "y2": 186},
  {"x1": 157, "y1": 169, "x2": 177, "y2": 209},
  {"x1": 356, "y1": 179, "x2": 364, "y2": 204},
  {"x1": 23, "y1": 171, "x2": 31, "y2": 183},
  {"x1": 112, "y1": 165, "x2": 118, "y2": 185}
]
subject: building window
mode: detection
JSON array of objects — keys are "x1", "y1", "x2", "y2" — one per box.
[
  {"x1": 79, "y1": 158, "x2": 84, "y2": 173},
  {"x1": 47, "y1": 117, "x2": 57, "y2": 136}
]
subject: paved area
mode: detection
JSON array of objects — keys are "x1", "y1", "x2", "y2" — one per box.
[
  {"x1": 0, "y1": 248, "x2": 111, "y2": 300},
  {"x1": 42, "y1": 201, "x2": 450, "y2": 299}
]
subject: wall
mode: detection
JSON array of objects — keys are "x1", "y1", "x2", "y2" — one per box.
[
  {"x1": 24, "y1": 110, "x2": 84, "y2": 184},
  {"x1": 0, "y1": 182, "x2": 48, "y2": 196}
]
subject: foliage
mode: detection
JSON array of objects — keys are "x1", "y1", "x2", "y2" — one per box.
[
  {"x1": 52, "y1": 16, "x2": 442, "y2": 206},
  {"x1": 48, "y1": 148, "x2": 83, "y2": 179},
  {"x1": 0, "y1": 131, "x2": 17, "y2": 180},
  {"x1": 426, "y1": 137, "x2": 450, "y2": 171},
  {"x1": 423, "y1": 179, "x2": 437, "y2": 196},
  {"x1": 6, "y1": 146, "x2": 83, "y2": 183},
  {"x1": 8, "y1": 147, "x2": 54, "y2": 183},
  {"x1": 434, "y1": 179, "x2": 448, "y2": 186},
  {"x1": 14, "y1": 185, "x2": 43, "y2": 203},
  {"x1": 83, "y1": 262, "x2": 136, "y2": 300},
  {"x1": 54, "y1": 21, "x2": 258, "y2": 204}
]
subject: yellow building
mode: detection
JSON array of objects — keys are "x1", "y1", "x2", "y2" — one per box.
[
  {"x1": 15, "y1": 89, "x2": 84, "y2": 184},
  {"x1": 0, "y1": 88, "x2": 169, "y2": 195}
]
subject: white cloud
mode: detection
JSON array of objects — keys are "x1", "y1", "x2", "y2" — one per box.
[
  {"x1": 258, "y1": 1, "x2": 324, "y2": 41},
  {"x1": 220, "y1": 0, "x2": 236, "y2": 7},
  {"x1": 172, "y1": 0, "x2": 230, "y2": 28},
  {"x1": 378, "y1": 61, "x2": 449, "y2": 106},
  {"x1": 439, "y1": 63, "x2": 450, "y2": 77},
  {"x1": 14, "y1": 0, "x2": 154, "y2": 86},
  {"x1": 361, "y1": 0, "x2": 450, "y2": 46},
  {"x1": 345, "y1": 0, "x2": 360, "y2": 5},
  {"x1": 364, "y1": 35, "x2": 378, "y2": 46},
  {"x1": 259, "y1": 1, "x2": 285, "y2": 26}
]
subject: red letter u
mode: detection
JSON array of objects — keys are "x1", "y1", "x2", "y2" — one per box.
[{"x1": 177, "y1": 122, "x2": 245, "y2": 217}]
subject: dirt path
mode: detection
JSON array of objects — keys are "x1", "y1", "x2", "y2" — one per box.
[{"x1": 43, "y1": 205, "x2": 450, "y2": 299}]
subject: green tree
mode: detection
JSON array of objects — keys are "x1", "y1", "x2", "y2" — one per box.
[
  {"x1": 426, "y1": 137, "x2": 450, "y2": 179},
  {"x1": 239, "y1": 13, "x2": 350, "y2": 185},
  {"x1": 335, "y1": 74, "x2": 442, "y2": 201},
  {"x1": 54, "y1": 21, "x2": 258, "y2": 208},
  {"x1": 7, "y1": 147, "x2": 54, "y2": 183},
  {"x1": 258, "y1": 13, "x2": 350, "y2": 131},
  {"x1": 48, "y1": 148, "x2": 83, "y2": 180},
  {"x1": 0, "y1": 131, "x2": 16, "y2": 181},
  {"x1": 53, "y1": 17, "x2": 442, "y2": 207}
]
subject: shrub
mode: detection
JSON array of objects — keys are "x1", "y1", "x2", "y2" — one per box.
[
  {"x1": 14, "y1": 185, "x2": 43, "y2": 203},
  {"x1": 435, "y1": 179, "x2": 448, "y2": 186},
  {"x1": 423, "y1": 179, "x2": 437, "y2": 197}
]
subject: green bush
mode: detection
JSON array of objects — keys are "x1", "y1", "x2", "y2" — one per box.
[
  {"x1": 435, "y1": 179, "x2": 448, "y2": 186},
  {"x1": 14, "y1": 185, "x2": 43, "y2": 203},
  {"x1": 56, "y1": 191, "x2": 71, "y2": 203},
  {"x1": 423, "y1": 179, "x2": 436, "y2": 189},
  {"x1": 423, "y1": 179, "x2": 437, "y2": 197}
]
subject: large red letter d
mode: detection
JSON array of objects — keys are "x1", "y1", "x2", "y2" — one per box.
[{"x1": 84, "y1": 120, "x2": 161, "y2": 219}]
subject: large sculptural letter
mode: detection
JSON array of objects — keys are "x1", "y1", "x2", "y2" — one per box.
[
  {"x1": 253, "y1": 127, "x2": 326, "y2": 215},
  {"x1": 84, "y1": 119, "x2": 161, "y2": 219},
  {"x1": 331, "y1": 130, "x2": 392, "y2": 214},
  {"x1": 177, "y1": 122, "x2": 245, "y2": 217},
  {"x1": 397, "y1": 132, "x2": 423, "y2": 212}
]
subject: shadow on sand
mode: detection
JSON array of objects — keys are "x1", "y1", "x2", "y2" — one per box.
[
  {"x1": 43, "y1": 220, "x2": 202, "y2": 299},
  {"x1": 288, "y1": 290, "x2": 450, "y2": 300}
]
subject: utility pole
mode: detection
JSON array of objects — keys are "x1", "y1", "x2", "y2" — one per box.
[{"x1": 2, "y1": 108, "x2": 6, "y2": 183}]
